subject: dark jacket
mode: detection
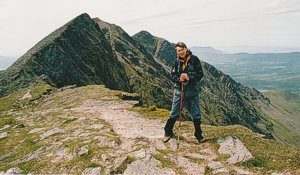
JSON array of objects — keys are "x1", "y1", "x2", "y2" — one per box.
[{"x1": 171, "y1": 51, "x2": 204, "y2": 97}]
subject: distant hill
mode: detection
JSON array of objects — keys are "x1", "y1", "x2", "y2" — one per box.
[
  {"x1": 190, "y1": 46, "x2": 226, "y2": 54},
  {"x1": 190, "y1": 48, "x2": 300, "y2": 94}
]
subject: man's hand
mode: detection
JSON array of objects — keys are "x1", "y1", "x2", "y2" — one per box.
[{"x1": 180, "y1": 73, "x2": 189, "y2": 82}]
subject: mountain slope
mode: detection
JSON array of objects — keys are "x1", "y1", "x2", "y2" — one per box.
[
  {"x1": 262, "y1": 90, "x2": 300, "y2": 147},
  {"x1": 92, "y1": 18, "x2": 173, "y2": 108},
  {"x1": 0, "y1": 13, "x2": 130, "y2": 98},
  {"x1": 132, "y1": 30, "x2": 176, "y2": 68}
]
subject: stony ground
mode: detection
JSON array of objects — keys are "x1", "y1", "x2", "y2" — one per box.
[{"x1": 0, "y1": 85, "x2": 298, "y2": 175}]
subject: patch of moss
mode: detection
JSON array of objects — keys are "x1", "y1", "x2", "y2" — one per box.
[
  {"x1": 130, "y1": 106, "x2": 169, "y2": 119},
  {"x1": 0, "y1": 114, "x2": 18, "y2": 128},
  {"x1": 241, "y1": 156, "x2": 267, "y2": 168},
  {"x1": 30, "y1": 80, "x2": 53, "y2": 100},
  {"x1": 61, "y1": 117, "x2": 78, "y2": 126},
  {"x1": 0, "y1": 90, "x2": 25, "y2": 111},
  {"x1": 152, "y1": 153, "x2": 173, "y2": 168},
  {"x1": 111, "y1": 156, "x2": 136, "y2": 174},
  {"x1": 214, "y1": 153, "x2": 230, "y2": 162},
  {"x1": 87, "y1": 162, "x2": 101, "y2": 168}
]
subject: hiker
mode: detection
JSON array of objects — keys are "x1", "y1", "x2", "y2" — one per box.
[{"x1": 163, "y1": 42, "x2": 204, "y2": 143}]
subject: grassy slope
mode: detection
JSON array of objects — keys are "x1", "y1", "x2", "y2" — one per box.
[
  {"x1": 261, "y1": 90, "x2": 300, "y2": 148},
  {"x1": 0, "y1": 83, "x2": 124, "y2": 173}
]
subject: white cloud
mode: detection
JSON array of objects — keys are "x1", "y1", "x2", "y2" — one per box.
[{"x1": 0, "y1": 0, "x2": 299, "y2": 57}]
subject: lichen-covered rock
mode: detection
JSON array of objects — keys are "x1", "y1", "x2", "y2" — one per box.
[
  {"x1": 167, "y1": 153, "x2": 205, "y2": 175},
  {"x1": 112, "y1": 156, "x2": 127, "y2": 170},
  {"x1": 217, "y1": 136, "x2": 253, "y2": 164},
  {"x1": 0, "y1": 125, "x2": 11, "y2": 130},
  {"x1": 0, "y1": 132, "x2": 7, "y2": 139},
  {"x1": 207, "y1": 161, "x2": 228, "y2": 174},
  {"x1": 4, "y1": 167, "x2": 23, "y2": 174},
  {"x1": 12, "y1": 147, "x2": 45, "y2": 164},
  {"x1": 234, "y1": 167, "x2": 252, "y2": 175},
  {"x1": 78, "y1": 145, "x2": 89, "y2": 156},
  {"x1": 28, "y1": 128, "x2": 44, "y2": 134},
  {"x1": 123, "y1": 155, "x2": 175, "y2": 175},
  {"x1": 40, "y1": 128, "x2": 65, "y2": 140},
  {"x1": 81, "y1": 167, "x2": 102, "y2": 175},
  {"x1": 130, "y1": 147, "x2": 158, "y2": 159}
]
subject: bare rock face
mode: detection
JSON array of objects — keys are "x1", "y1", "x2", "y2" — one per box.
[
  {"x1": 47, "y1": 147, "x2": 74, "y2": 163},
  {"x1": 20, "y1": 90, "x2": 32, "y2": 100},
  {"x1": 89, "y1": 124, "x2": 104, "y2": 130},
  {"x1": 3, "y1": 167, "x2": 23, "y2": 174},
  {"x1": 0, "y1": 125, "x2": 11, "y2": 130},
  {"x1": 217, "y1": 136, "x2": 253, "y2": 164},
  {"x1": 40, "y1": 128, "x2": 65, "y2": 140},
  {"x1": 28, "y1": 128, "x2": 45, "y2": 134},
  {"x1": 130, "y1": 147, "x2": 158, "y2": 159},
  {"x1": 78, "y1": 145, "x2": 89, "y2": 156},
  {"x1": 167, "y1": 153, "x2": 206, "y2": 175},
  {"x1": 112, "y1": 156, "x2": 127, "y2": 170},
  {"x1": 165, "y1": 138, "x2": 178, "y2": 150},
  {"x1": 234, "y1": 167, "x2": 252, "y2": 175},
  {"x1": 81, "y1": 167, "x2": 102, "y2": 175},
  {"x1": 96, "y1": 136, "x2": 118, "y2": 148},
  {"x1": 0, "y1": 132, "x2": 7, "y2": 139},
  {"x1": 12, "y1": 147, "x2": 45, "y2": 164},
  {"x1": 207, "y1": 161, "x2": 229, "y2": 174},
  {"x1": 0, "y1": 152, "x2": 14, "y2": 162},
  {"x1": 123, "y1": 155, "x2": 175, "y2": 175}
]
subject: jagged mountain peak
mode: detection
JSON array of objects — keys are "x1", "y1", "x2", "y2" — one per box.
[
  {"x1": 0, "y1": 12, "x2": 131, "y2": 98},
  {"x1": 132, "y1": 31, "x2": 175, "y2": 68},
  {"x1": 10, "y1": 13, "x2": 94, "y2": 69},
  {"x1": 133, "y1": 30, "x2": 155, "y2": 39},
  {"x1": 132, "y1": 30, "x2": 168, "y2": 46}
]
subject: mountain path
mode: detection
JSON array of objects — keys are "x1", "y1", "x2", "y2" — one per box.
[{"x1": 69, "y1": 97, "x2": 254, "y2": 175}]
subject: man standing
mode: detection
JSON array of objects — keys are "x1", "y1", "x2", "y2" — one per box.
[{"x1": 163, "y1": 42, "x2": 204, "y2": 143}]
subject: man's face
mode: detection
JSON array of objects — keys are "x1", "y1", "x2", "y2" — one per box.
[{"x1": 176, "y1": 47, "x2": 187, "y2": 59}]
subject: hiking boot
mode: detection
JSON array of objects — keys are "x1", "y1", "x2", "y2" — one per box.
[
  {"x1": 195, "y1": 134, "x2": 205, "y2": 143},
  {"x1": 193, "y1": 118, "x2": 203, "y2": 143},
  {"x1": 164, "y1": 117, "x2": 177, "y2": 136},
  {"x1": 162, "y1": 133, "x2": 174, "y2": 143},
  {"x1": 163, "y1": 117, "x2": 177, "y2": 143}
]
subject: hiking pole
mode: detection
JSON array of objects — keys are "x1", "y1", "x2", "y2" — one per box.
[{"x1": 177, "y1": 81, "x2": 184, "y2": 147}]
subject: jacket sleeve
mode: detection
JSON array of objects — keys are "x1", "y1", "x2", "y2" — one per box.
[
  {"x1": 187, "y1": 56, "x2": 204, "y2": 82},
  {"x1": 171, "y1": 59, "x2": 181, "y2": 83}
]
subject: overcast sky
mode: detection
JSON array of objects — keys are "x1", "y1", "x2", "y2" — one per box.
[{"x1": 1, "y1": 0, "x2": 300, "y2": 57}]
